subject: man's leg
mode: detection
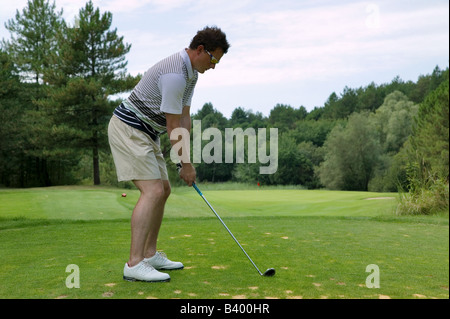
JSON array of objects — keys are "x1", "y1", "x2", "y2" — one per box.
[
  {"x1": 128, "y1": 179, "x2": 170, "y2": 267},
  {"x1": 143, "y1": 180, "x2": 171, "y2": 258}
]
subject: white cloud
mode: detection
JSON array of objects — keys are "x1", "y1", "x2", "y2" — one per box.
[
  {"x1": 196, "y1": 0, "x2": 449, "y2": 89},
  {"x1": 94, "y1": 0, "x2": 193, "y2": 13},
  {"x1": 0, "y1": 0, "x2": 28, "y2": 14}
]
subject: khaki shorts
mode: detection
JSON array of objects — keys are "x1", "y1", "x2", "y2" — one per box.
[{"x1": 108, "y1": 115, "x2": 168, "y2": 182}]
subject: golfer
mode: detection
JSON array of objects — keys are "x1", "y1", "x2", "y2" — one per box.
[{"x1": 108, "y1": 26, "x2": 230, "y2": 282}]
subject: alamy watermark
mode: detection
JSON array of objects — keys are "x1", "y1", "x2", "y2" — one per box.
[
  {"x1": 365, "y1": 3, "x2": 381, "y2": 29},
  {"x1": 170, "y1": 120, "x2": 278, "y2": 174},
  {"x1": 365, "y1": 264, "x2": 380, "y2": 288},
  {"x1": 65, "y1": 264, "x2": 80, "y2": 289}
]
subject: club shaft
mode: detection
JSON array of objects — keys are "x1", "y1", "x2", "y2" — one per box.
[{"x1": 193, "y1": 184, "x2": 263, "y2": 275}]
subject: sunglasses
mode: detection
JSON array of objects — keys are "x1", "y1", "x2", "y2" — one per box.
[{"x1": 204, "y1": 49, "x2": 219, "y2": 64}]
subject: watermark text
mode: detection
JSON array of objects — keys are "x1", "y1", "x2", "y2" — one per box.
[{"x1": 170, "y1": 120, "x2": 278, "y2": 174}]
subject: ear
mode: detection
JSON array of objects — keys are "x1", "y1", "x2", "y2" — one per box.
[{"x1": 196, "y1": 45, "x2": 204, "y2": 54}]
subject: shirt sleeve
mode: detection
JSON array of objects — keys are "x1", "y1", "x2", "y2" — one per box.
[
  {"x1": 159, "y1": 73, "x2": 186, "y2": 114},
  {"x1": 183, "y1": 76, "x2": 197, "y2": 107}
]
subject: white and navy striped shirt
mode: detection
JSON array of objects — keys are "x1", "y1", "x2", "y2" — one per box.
[{"x1": 114, "y1": 49, "x2": 198, "y2": 140}]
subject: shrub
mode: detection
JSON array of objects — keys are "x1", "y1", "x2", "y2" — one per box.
[{"x1": 396, "y1": 178, "x2": 449, "y2": 215}]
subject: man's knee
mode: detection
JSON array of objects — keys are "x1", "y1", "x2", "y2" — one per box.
[
  {"x1": 163, "y1": 181, "x2": 171, "y2": 199},
  {"x1": 134, "y1": 180, "x2": 166, "y2": 200}
]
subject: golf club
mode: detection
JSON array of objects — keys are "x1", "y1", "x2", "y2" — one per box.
[{"x1": 192, "y1": 182, "x2": 275, "y2": 277}]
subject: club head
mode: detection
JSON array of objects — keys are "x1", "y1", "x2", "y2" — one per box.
[{"x1": 263, "y1": 268, "x2": 276, "y2": 277}]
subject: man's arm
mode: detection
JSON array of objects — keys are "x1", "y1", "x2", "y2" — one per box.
[
  {"x1": 180, "y1": 105, "x2": 191, "y2": 133},
  {"x1": 166, "y1": 107, "x2": 196, "y2": 186}
]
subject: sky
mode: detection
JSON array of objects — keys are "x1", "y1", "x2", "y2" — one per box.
[{"x1": 1, "y1": 0, "x2": 449, "y2": 118}]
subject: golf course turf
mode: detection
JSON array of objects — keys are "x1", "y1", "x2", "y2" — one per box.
[{"x1": 0, "y1": 185, "x2": 448, "y2": 299}]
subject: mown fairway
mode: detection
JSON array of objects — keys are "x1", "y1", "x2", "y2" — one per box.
[{"x1": 0, "y1": 185, "x2": 448, "y2": 299}]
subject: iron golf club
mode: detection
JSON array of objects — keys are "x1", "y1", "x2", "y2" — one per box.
[{"x1": 192, "y1": 183, "x2": 275, "y2": 277}]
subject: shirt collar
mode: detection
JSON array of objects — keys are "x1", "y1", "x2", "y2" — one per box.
[{"x1": 180, "y1": 49, "x2": 196, "y2": 80}]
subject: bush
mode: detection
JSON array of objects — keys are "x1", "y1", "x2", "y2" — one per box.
[{"x1": 396, "y1": 178, "x2": 449, "y2": 215}]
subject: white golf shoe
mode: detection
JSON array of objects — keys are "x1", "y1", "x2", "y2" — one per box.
[
  {"x1": 123, "y1": 260, "x2": 170, "y2": 282},
  {"x1": 144, "y1": 251, "x2": 184, "y2": 270}
]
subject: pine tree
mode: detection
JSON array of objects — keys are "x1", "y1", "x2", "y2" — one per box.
[
  {"x1": 3, "y1": 0, "x2": 63, "y2": 84},
  {"x1": 2, "y1": 0, "x2": 65, "y2": 186},
  {"x1": 41, "y1": 0, "x2": 138, "y2": 185},
  {"x1": 0, "y1": 50, "x2": 22, "y2": 186}
]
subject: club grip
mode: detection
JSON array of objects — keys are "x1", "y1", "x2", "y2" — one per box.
[{"x1": 192, "y1": 183, "x2": 202, "y2": 196}]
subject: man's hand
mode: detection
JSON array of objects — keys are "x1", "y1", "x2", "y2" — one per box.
[{"x1": 179, "y1": 163, "x2": 196, "y2": 186}]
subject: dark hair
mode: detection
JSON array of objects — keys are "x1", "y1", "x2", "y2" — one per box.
[{"x1": 189, "y1": 26, "x2": 230, "y2": 54}]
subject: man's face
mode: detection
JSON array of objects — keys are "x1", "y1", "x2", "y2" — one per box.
[{"x1": 195, "y1": 47, "x2": 224, "y2": 74}]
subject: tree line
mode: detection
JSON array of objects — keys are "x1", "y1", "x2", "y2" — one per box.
[
  {"x1": 184, "y1": 67, "x2": 448, "y2": 194},
  {"x1": 1, "y1": 0, "x2": 448, "y2": 215}
]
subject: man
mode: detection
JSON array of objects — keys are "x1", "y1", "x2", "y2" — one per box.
[{"x1": 108, "y1": 26, "x2": 230, "y2": 282}]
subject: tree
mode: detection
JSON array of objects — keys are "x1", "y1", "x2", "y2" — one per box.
[
  {"x1": 355, "y1": 82, "x2": 385, "y2": 113},
  {"x1": 232, "y1": 134, "x2": 316, "y2": 187},
  {"x1": 40, "y1": 0, "x2": 137, "y2": 185},
  {"x1": 268, "y1": 104, "x2": 299, "y2": 131},
  {"x1": 268, "y1": 134, "x2": 314, "y2": 186},
  {"x1": 396, "y1": 78, "x2": 449, "y2": 215},
  {"x1": 317, "y1": 112, "x2": 381, "y2": 190},
  {"x1": 193, "y1": 103, "x2": 228, "y2": 130},
  {"x1": 409, "y1": 66, "x2": 449, "y2": 104},
  {"x1": 229, "y1": 106, "x2": 267, "y2": 129},
  {"x1": 2, "y1": 0, "x2": 65, "y2": 186},
  {"x1": 0, "y1": 50, "x2": 22, "y2": 186},
  {"x1": 2, "y1": 0, "x2": 63, "y2": 84},
  {"x1": 305, "y1": 106, "x2": 325, "y2": 121},
  {"x1": 291, "y1": 119, "x2": 339, "y2": 147},
  {"x1": 192, "y1": 103, "x2": 233, "y2": 182},
  {"x1": 297, "y1": 141, "x2": 325, "y2": 188},
  {"x1": 372, "y1": 91, "x2": 418, "y2": 153},
  {"x1": 230, "y1": 107, "x2": 249, "y2": 127},
  {"x1": 410, "y1": 79, "x2": 449, "y2": 183},
  {"x1": 322, "y1": 87, "x2": 359, "y2": 119}
]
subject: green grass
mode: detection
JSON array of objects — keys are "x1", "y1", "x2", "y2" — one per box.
[{"x1": 0, "y1": 185, "x2": 448, "y2": 299}]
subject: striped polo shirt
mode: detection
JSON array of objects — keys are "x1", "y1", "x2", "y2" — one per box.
[{"x1": 113, "y1": 49, "x2": 198, "y2": 140}]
